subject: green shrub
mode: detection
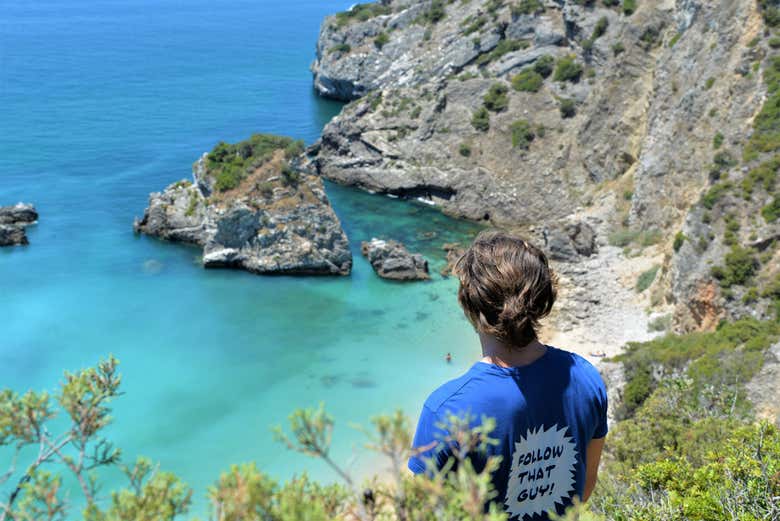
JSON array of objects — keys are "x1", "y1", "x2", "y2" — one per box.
[
  {"x1": 712, "y1": 245, "x2": 759, "y2": 287},
  {"x1": 281, "y1": 164, "x2": 300, "y2": 187},
  {"x1": 704, "y1": 77, "x2": 715, "y2": 90},
  {"x1": 640, "y1": 26, "x2": 661, "y2": 48},
  {"x1": 648, "y1": 314, "x2": 672, "y2": 332},
  {"x1": 512, "y1": 0, "x2": 544, "y2": 15},
  {"x1": 471, "y1": 107, "x2": 490, "y2": 131},
  {"x1": 639, "y1": 229, "x2": 663, "y2": 246},
  {"x1": 673, "y1": 231, "x2": 686, "y2": 252},
  {"x1": 553, "y1": 55, "x2": 583, "y2": 82},
  {"x1": 374, "y1": 32, "x2": 390, "y2": 49},
  {"x1": 533, "y1": 54, "x2": 555, "y2": 77},
  {"x1": 623, "y1": 0, "x2": 637, "y2": 15},
  {"x1": 510, "y1": 119, "x2": 535, "y2": 149},
  {"x1": 612, "y1": 41, "x2": 625, "y2": 55},
  {"x1": 636, "y1": 265, "x2": 660, "y2": 292},
  {"x1": 763, "y1": 196, "x2": 780, "y2": 222},
  {"x1": 609, "y1": 316, "x2": 780, "y2": 425},
  {"x1": 669, "y1": 32, "x2": 682, "y2": 47},
  {"x1": 329, "y1": 43, "x2": 351, "y2": 54},
  {"x1": 713, "y1": 132, "x2": 724, "y2": 149},
  {"x1": 475, "y1": 39, "x2": 529, "y2": 66},
  {"x1": 368, "y1": 92, "x2": 383, "y2": 111},
  {"x1": 334, "y1": 3, "x2": 392, "y2": 27},
  {"x1": 461, "y1": 15, "x2": 487, "y2": 35},
  {"x1": 458, "y1": 142, "x2": 472, "y2": 157},
  {"x1": 743, "y1": 287, "x2": 759, "y2": 304},
  {"x1": 185, "y1": 190, "x2": 199, "y2": 217},
  {"x1": 744, "y1": 56, "x2": 780, "y2": 159},
  {"x1": 741, "y1": 155, "x2": 780, "y2": 198},
  {"x1": 258, "y1": 182, "x2": 275, "y2": 198},
  {"x1": 511, "y1": 69, "x2": 543, "y2": 92},
  {"x1": 559, "y1": 97, "x2": 577, "y2": 118},
  {"x1": 701, "y1": 181, "x2": 732, "y2": 209},
  {"x1": 420, "y1": 0, "x2": 446, "y2": 24},
  {"x1": 770, "y1": 36, "x2": 780, "y2": 49},
  {"x1": 592, "y1": 16, "x2": 609, "y2": 40},
  {"x1": 608, "y1": 228, "x2": 640, "y2": 247},
  {"x1": 760, "y1": 0, "x2": 780, "y2": 26},
  {"x1": 207, "y1": 134, "x2": 303, "y2": 193},
  {"x1": 483, "y1": 83, "x2": 509, "y2": 112}
]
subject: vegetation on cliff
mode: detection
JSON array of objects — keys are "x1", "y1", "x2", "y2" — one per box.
[{"x1": 206, "y1": 134, "x2": 304, "y2": 193}]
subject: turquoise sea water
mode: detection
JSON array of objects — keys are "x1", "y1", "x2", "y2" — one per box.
[{"x1": 0, "y1": 0, "x2": 483, "y2": 514}]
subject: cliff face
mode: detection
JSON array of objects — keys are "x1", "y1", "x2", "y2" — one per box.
[
  {"x1": 309, "y1": 0, "x2": 780, "y2": 332},
  {"x1": 134, "y1": 135, "x2": 352, "y2": 276}
]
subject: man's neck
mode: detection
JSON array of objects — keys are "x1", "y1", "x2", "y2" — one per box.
[{"x1": 479, "y1": 333, "x2": 547, "y2": 368}]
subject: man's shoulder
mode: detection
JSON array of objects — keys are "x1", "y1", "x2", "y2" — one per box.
[
  {"x1": 422, "y1": 366, "x2": 482, "y2": 414},
  {"x1": 548, "y1": 346, "x2": 606, "y2": 391}
]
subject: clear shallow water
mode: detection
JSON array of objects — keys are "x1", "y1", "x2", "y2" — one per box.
[{"x1": 0, "y1": 0, "x2": 483, "y2": 514}]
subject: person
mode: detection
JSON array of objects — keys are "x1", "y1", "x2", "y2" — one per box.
[
  {"x1": 445, "y1": 352, "x2": 452, "y2": 363},
  {"x1": 408, "y1": 231, "x2": 608, "y2": 520}
]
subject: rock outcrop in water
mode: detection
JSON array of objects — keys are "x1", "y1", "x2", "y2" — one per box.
[
  {"x1": 0, "y1": 203, "x2": 38, "y2": 247},
  {"x1": 135, "y1": 134, "x2": 352, "y2": 276},
  {"x1": 361, "y1": 238, "x2": 430, "y2": 280},
  {"x1": 309, "y1": 0, "x2": 780, "y2": 333}
]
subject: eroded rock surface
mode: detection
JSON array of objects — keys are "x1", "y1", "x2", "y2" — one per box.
[
  {"x1": 309, "y1": 0, "x2": 775, "y2": 333},
  {"x1": 0, "y1": 203, "x2": 38, "y2": 246},
  {"x1": 135, "y1": 135, "x2": 352, "y2": 276},
  {"x1": 361, "y1": 237, "x2": 430, "y2": 280}
]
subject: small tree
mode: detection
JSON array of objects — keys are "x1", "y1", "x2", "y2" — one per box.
[
  {"x1": 560, "y1": 98, "x2": 577, "y2": 118},
  {"x1": 472, "y1": 107, "x2": 491, "y2": 131},
  {"x1": 511, "y1": 70, "x2": 544, "y2": 92},
  {"x1": 483, "y1": 83, "x2": 509, "y2": 112},
  {"x1": 554, "y1": 56, "x2": 583, "y2": 83}
]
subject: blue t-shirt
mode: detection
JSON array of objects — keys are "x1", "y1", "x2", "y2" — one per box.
[{"x1": 408, "y1": 346, "x2": 608, "y2": 520}]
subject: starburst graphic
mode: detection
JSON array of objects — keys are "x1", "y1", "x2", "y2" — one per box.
[{"x1": 504, "y1": 424, "x2": 578, "y2": 519}]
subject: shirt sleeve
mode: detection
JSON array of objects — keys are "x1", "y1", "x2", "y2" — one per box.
[
  {"x1": 407, "y1": 404, "x2": 450, "y2": 474},
  {"x1": 593, "y1": 379, "x2": 609, "y2": 439}
]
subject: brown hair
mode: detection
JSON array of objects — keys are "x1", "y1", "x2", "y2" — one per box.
[{"x1": 453, "y1": 230, "x2": 557, "y2": 348}]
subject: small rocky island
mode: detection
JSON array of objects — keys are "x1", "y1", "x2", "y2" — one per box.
[
  {"x1": 134, "y1": 134, "x2": 352, "y2": 275},
  {"x1": 0, "y1": 203, "x2": 38, "y2": 247},
  {"x1": 361, "y1": 238, "x2": 429, "y2": 280}
]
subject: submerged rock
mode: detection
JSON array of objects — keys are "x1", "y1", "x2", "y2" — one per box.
[
  {"x1": 134, "y1": 134, "x2": 352, "y2": 276},
  {"x1": 361, "y1": 237, "x2": 429, "y2": 280},
  {"x1": 440, "y1": 242, "x2": 466, "y2": 276},
  {"x1": 0, "y1": 203, "x2": 38, "y2": 246}
]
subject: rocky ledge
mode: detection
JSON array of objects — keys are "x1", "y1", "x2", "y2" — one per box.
[
  {"x1": 134, "y1": 134, "x2": 352, "y2": 276},
  {"x1": 361, "y1": 238, "x2": 429, "y2": 280},
  {"x1": 0, "y1": 203, "x2": 38, "y2": 247}
]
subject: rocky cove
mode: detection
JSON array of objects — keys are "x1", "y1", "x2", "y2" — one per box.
[
  {"x1": 131, "y1": 0, "x2": 780, "y2": 422},
  {"x1": 305, "y1": 0, "x2": 780, "y2": 341},
  {"x1": 4, "y1": 1, "x2": 780, "y2": 518}
]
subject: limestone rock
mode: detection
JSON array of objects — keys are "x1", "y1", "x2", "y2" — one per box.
[
  {"x1": 440, "y1": 242, "x2": 466, "y2": 276},
  {"x1": 135, "y1": 136, "x2": 352, "y2": 276},
  {"x1": 310, "y1": 0, "x2": 767, "y2": 329},
  {"x1": 0, "y1": 203, "x2": 38, "y2": 246},
  {"x1": 544, "y1": 221, "x2": 597, "y2": 262},
  {"x1": 361, "y1": 238, "x2": 429, "y2": 280}
]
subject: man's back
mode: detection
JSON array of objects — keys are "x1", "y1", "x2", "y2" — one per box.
[{"x1": 408, "y1": 346, "x2": 608, "y2": 520}]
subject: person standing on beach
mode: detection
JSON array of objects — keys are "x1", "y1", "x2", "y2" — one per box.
[{"x1": 408, "y1": 231, "x2": 608, "y2": 520}]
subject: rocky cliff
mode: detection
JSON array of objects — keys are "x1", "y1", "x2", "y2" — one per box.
[
  {"x1": 309, "y1": 0, "x2": 780, "y2": 334},
  {"x1": 135, "y1": 134, "x2": 352, "y2": 276}
]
